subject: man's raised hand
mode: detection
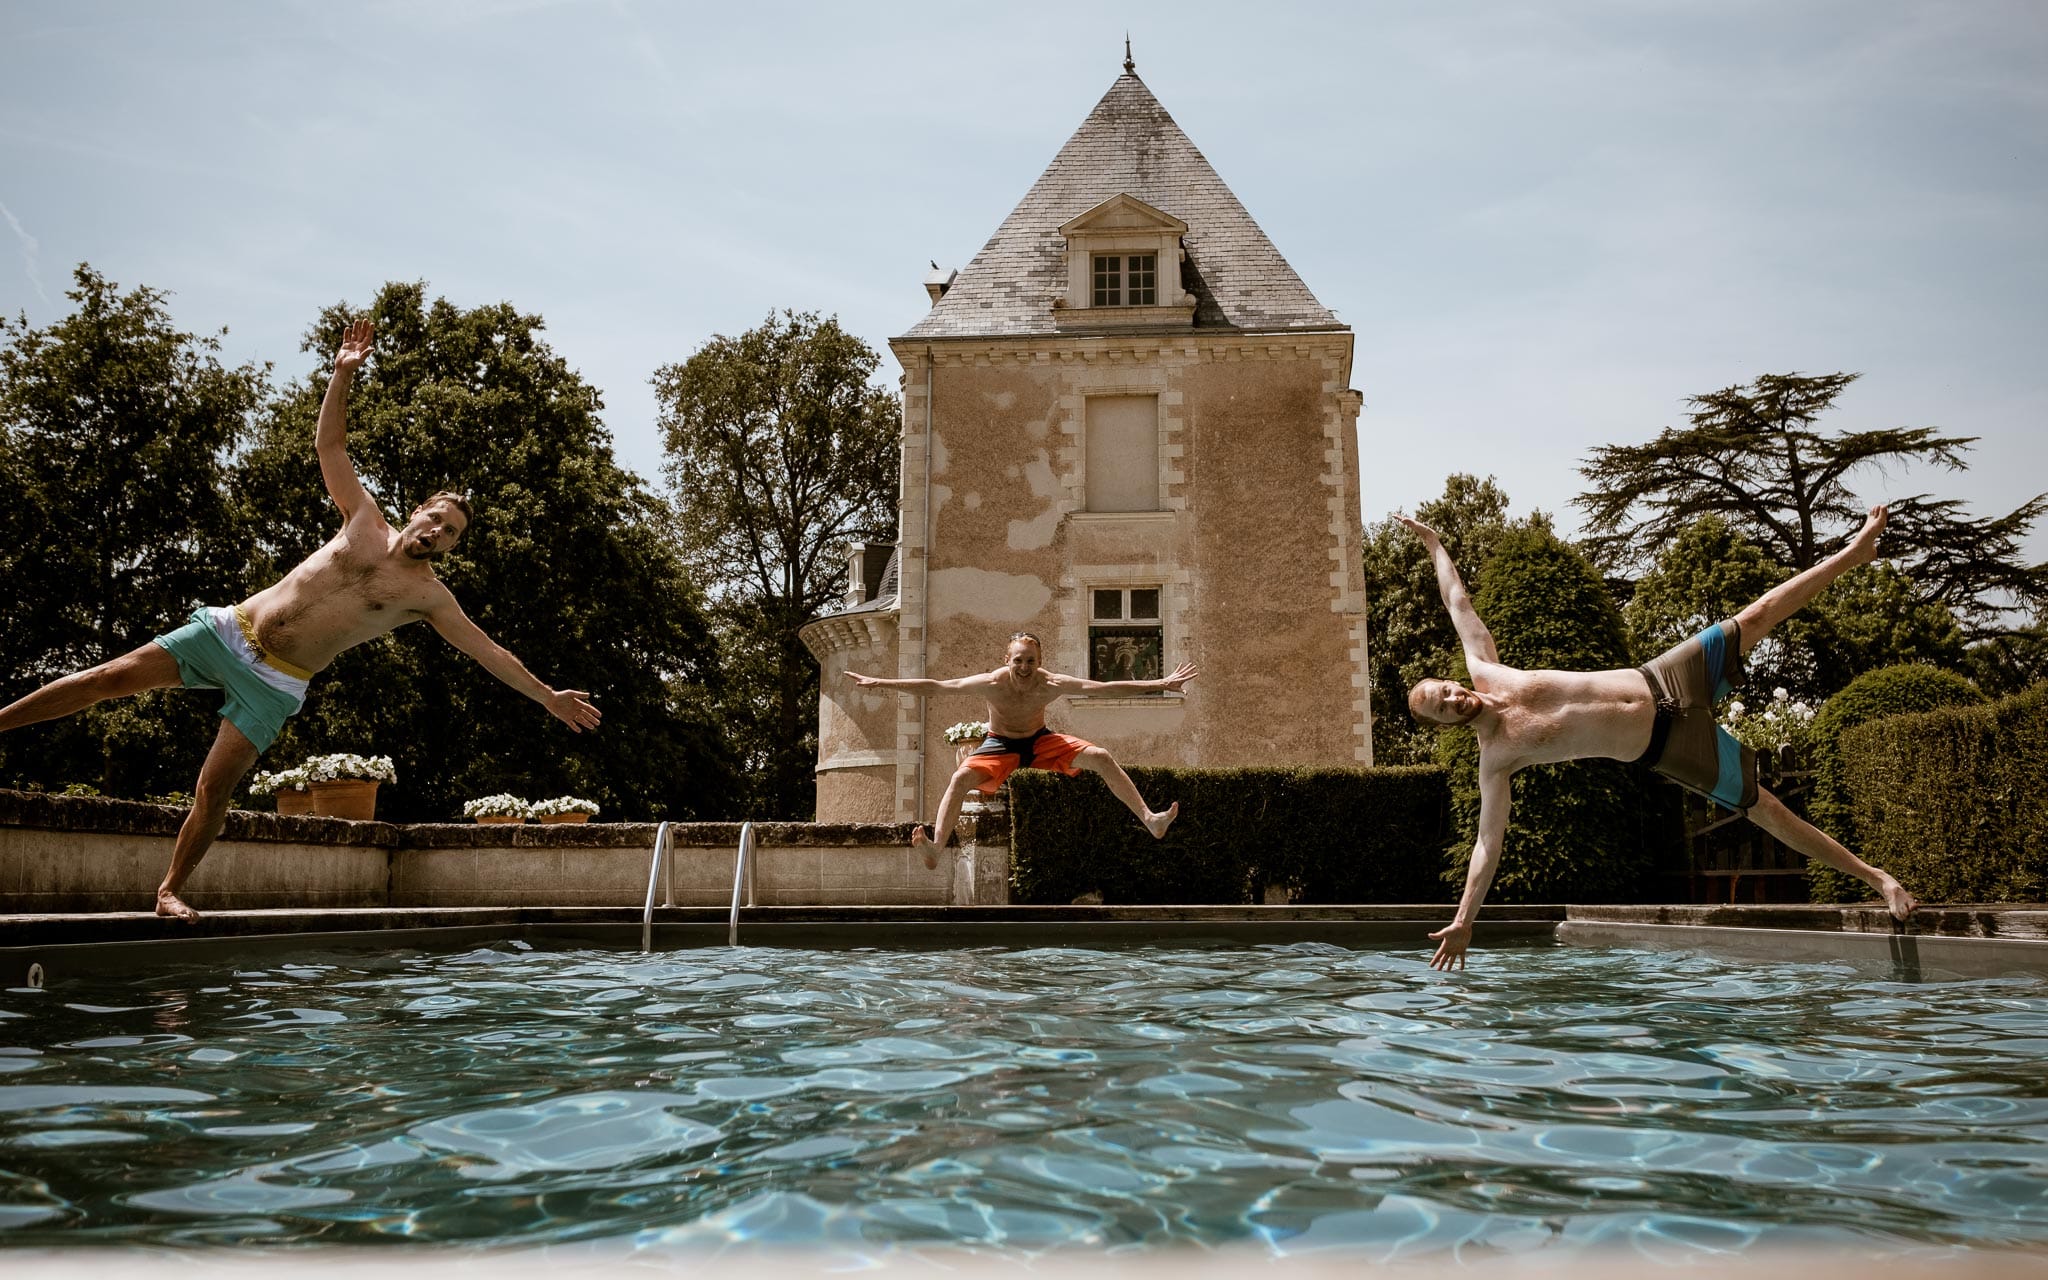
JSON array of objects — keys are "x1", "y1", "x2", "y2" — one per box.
[
  {"x1": 1395, "y1": 514, "x2": 1440, "y2": 543},
  {"x1": 334, "y1": 318, "x2": 374, "y2": 375},
  {"x1": 546, "y1": 688, "x2": 602, "y2": 733},
  {"x1": 1161, "y1": 662, "x2": 1199, "y2": 693}
]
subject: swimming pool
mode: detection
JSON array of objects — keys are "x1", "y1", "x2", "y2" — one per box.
[{"x1": 3, "y1": 939, "x2": 2046, "y2": 1258}]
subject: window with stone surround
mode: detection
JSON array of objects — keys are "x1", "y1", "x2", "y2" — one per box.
[
  {"x1": 1089, "y1": 586, "x2": 1162, "y2": 683},
  {"x1": 1057, "y1": 195, "x2": 1191, "y2": 329},
  {"x1": 1083, "y1": 393, "x2": 1159, "y2": 512}
]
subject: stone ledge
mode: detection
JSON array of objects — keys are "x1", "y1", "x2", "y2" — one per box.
[
  {"x1": 1564, "y1": 903, "x2": 2048, "y2": 941},
  {"x1": 0, "y1": 791, "x2": 920, "y2": 850},
  {"x1": 0, "y1": 789, "x2": 401, "y2": 846}
]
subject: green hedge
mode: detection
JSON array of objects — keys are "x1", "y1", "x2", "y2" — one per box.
[
  {"x1": 1834, "y1": 682, "x2": 2048, "y2": 903},
  {"x1": 1805, "y1": 663, "x2": 1985, "y2": 902},
  {"x1": 1008, "y1": 765, "x2": 1452, "y2": 905}
]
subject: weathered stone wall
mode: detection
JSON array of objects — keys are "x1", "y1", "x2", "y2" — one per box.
[
  {"x1": 802, "y1": 611, "x2": 905, "y2": 824},
  {"x1": 882, "y1": 334, "x2": 1369, "y2": 823}
]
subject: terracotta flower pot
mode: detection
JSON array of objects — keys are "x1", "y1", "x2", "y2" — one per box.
[
  {"x1": 474, "y1": 814, "x2": 524, "y2": 825},
  {"x1": 536, "y1": 812, "x2": 589, "y2": 824},
  {"x1": 274, "y1": 788, "x2": 315, "y2": 817},
  {"x1": 309, "y1": 778, "x2": 379, "y2": 821}
]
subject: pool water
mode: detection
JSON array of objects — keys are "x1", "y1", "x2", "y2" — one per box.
[{"x1": 3, "y1": 940, "x2": 2047, "y2": 1258}]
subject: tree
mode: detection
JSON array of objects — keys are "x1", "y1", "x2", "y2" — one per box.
[
  {"x1": 235, "y1": 282, "x2": 736, "y2": 821},
  {"x1": 0, "y1": 265, "x2": 268, "y2": 796},
  {"x1": 653, "y1": 311, "x2": 899, "y2": 818},
  {"x1": 1624, "y1": 514, "x2": 1966, "y2": 699},
  {"x1": 1363, "y1": 474, "x2": 1548, "y2": 763},
  {"x1": 1439, "y1": 526, "x2": 1680, "y2": 903},
  {"x1": 1576, "y1": 372, "x2": 2047, "y2": 641}
]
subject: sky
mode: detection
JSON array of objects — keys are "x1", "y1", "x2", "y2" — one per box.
[{"x1": 3, "y1": 0, "x2": 2044, "y2": 566}]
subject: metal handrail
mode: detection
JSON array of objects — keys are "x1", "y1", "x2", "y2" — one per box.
[
  {"x1": 728, "y1": 821, "x2": 756, "y2": 947},
  {"x1": 641, "y1": 820, "x2": 673, "y2": 953}
]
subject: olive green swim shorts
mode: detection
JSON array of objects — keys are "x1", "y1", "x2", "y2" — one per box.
[{"x1": 1634, "y1": 618, "x2": 1757, "y2": 813}]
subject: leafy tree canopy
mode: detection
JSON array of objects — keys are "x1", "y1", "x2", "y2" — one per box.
[
  {"x1": 1576, "y1": 371, "x2": 2046, "y2": 640},
  {"x1": 653, "y1": 310, "x2": 898, "y2": 818},
  {"x1": 236, "y1": 282, "x2": 736, "y2": 820},
  {"x1": 1624, "y1": 513, "x2": 1966, "y2": 700},
  {"x1": 0, "y1": 265, "x2": 268, "y2": 795}
]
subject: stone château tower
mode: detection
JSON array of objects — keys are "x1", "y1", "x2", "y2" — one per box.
[{"x1": 801, "y1": 59, "x2": 1370, "y2": 823}]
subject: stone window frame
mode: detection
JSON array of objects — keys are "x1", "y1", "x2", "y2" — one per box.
[
  {"x1": 1078, "y1": 389, "x2": 1165, "y2": 514},
  {"x1": 1067, "y1": 568, "x2": 1185, "y2": 705},
  {"x1": 1055, "y1": 194, "x2": 1194, "y2": 330}
]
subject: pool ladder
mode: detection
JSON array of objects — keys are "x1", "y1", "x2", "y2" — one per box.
[{"x1": 641, "y1": 820, "x2": 756, "y2": 951}]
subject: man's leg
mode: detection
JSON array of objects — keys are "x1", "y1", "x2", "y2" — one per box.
[
  {"x1": 1747, "y1": 785, "x2": 1915, "y2": 921},
  {"x1": 913, "y1": 762, "x2": 995, "y2": 870},
  {"x1": 1071, "y1": 746, "x2": 1178, "y2": 839},
  {"x1": 1735, "y1": 505, "x2": 1886, "y2": 654},
  {"x1": 156, "y1": 718, "x2": 261, "y2": 922},
  {"x1": 0, "y1": 644, "x2": 181, "y2": 734}
]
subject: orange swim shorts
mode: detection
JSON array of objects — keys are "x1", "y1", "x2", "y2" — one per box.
[{"x1": 962, "y1": 727, "x2": 1093, "y2": 793}]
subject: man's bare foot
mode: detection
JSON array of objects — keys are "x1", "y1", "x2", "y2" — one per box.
[
  {"x1": 1881, "y1": 876, "x2": 1917, "y2": 922},
  {"x1": 911, "y1": 824, "x2": 939, "y2": 871},
  {"x1": 155, "y1": 891, "x2": 199, "y2": 922},
  {"x1": 1142, "y1": 802, "x2": 1178, "y2": 840},
  {"x1": 1847, "y1": 504, "x2": 1888, "y2": 567}
]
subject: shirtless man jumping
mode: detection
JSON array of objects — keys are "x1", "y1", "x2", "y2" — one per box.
[
  {"x1": 0, "y1": 319, "x2": 602, "y2": 919},
  {"x1": 1404, "y1": 505, "x2": 1914, "y2": 970},
  {"x1": 846, "y1": 632, "x2": 1197, "y2": 868}
]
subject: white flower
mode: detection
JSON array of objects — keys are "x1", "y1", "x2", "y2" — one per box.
[
  {"x1": 1773, "y1": 687, "x2": 1789, "y2": 702},
  {"x1": 463, "y1": 794, "x2": 529, "y2": 818},
  {"x1": 1727, "y1": 701, "x2": 1746, "y2": 719},
  {"x1": 529, "y1": 795, "x2": 600, "y2": 817},
  {"x1": 943, "y1": 720, "x2": 991, "y2": 744},
  {"x1": 299, "y1": 753, "x2": 397, "y2": 783},
  {"x1": 249, "y1": 765, "x2": 311, "y2": 796}
]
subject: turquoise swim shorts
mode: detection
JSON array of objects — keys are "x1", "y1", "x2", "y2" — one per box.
[{"x1": 152, "y1": 607, "x2": 310, "y2": 752}]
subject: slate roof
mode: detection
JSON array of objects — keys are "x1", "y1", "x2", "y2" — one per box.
[{"x1": 899, "y1": 70, "x2": 1343, "y2": 341}]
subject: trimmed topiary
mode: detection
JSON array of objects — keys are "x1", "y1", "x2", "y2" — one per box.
[
  {"x1": 1008, "y1": 766, "x2": 1451, "y2": 905},
  {"x1": 1805, "y1": 663, "x2": 1985, "y2": 902},
  {"x1": 1837, "y1": 682, "x2": 2048, "y2": 903},
  {"x1": 1438, "y1": 527, "x2": 1681, "y2": 903}
]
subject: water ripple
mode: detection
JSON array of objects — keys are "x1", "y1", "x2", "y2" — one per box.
[{"x1": 1, "y1": 942, "x2": 2045, "y2": 1255}]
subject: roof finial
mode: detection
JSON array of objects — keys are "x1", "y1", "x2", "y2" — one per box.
[{"x1": 1123, "y1": 33, "x2": 1135, "y2": 75}]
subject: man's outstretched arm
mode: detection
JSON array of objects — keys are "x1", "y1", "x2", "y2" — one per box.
[
  {"x1": 844, "y1": 670, "x2": 991, "y2": 696},
  {"x1": 1397, "y1": 515, "x2": 1500, "y2": 667},
  {"x1": 316, "y1": 318, "x2": 381, "y2": 525},
  {"x1": 1429, "y1": 762, "x2": 1512, "y2": 970},
  {"x1": 1050, "y1": 662, "x2": 1199, "y2": 698},
  {"x1": 424, "y1": 595, "x2": 601, "y2": 732}
]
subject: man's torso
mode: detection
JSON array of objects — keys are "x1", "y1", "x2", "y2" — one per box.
[
  {"x1": 980, "y1": 669, "x2": 1066, "y2": 736},
  {"x1": 238, "y1": 520, "x2": 445, "y2": 673},
  {"x1": 1473, "y1": 663, "x2": 1658, "y2": 771}
]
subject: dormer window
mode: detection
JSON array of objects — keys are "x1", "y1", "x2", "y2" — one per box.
[
  {"x1": 1057, "y1": 194, "x2": 1195, "y2": 330},
  {"x1": 1092, "y1": 254, "x2": 1156, "y2": 307}
]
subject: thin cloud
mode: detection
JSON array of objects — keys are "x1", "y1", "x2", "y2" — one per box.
[{"x1": 0, "y1": 199, "x2": 50, "y2": 306}]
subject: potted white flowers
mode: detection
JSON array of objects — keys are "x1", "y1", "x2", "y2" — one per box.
[
  {"x1": 944, "y1": 720, "x2": 990, "y2": 765},
  {"x1": 251, "y1": 753, "x2": 394, "y2": 820},
  {"x1": 529, "y1": 796, "x2": 601, "y2": 825},
  {"x1": 463, "y1": 794, "x2": 529, "y2": 825}
]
